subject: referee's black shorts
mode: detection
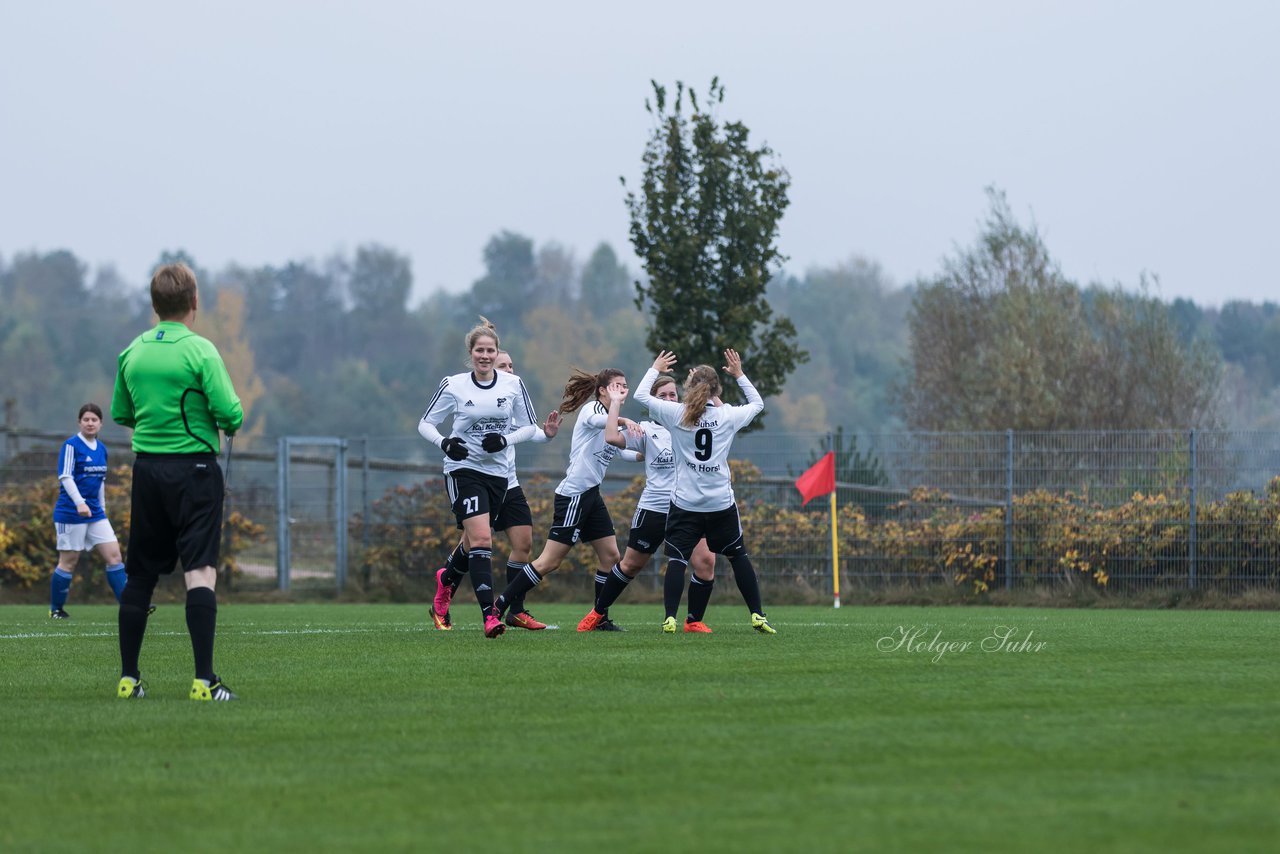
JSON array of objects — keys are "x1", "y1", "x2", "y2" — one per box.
[
  {"x1": 663, "y1": 503, "x2": 747, "y2": 564},
  {"x1": 125, "y1": 453, "x2": 225, "y2": 578}
]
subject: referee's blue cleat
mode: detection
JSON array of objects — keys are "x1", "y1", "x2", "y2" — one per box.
[
  {"x1": 191, "y1": 676, "x2": 238, "y2": 701},
  {"x1": 49, "y1": 608, "x2": 70, "y2": 620},
  {"x1": 751, "y1": 613, "x2": 777, "y2": 635},
  {"x1": 117, "y1": 676, "x2": 147, "y2": 699}
]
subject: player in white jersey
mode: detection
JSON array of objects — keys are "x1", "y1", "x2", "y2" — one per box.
[
  {"x1": 436, "y1": 348, "x2": 561, "y2": 631},
  {"x1": 584, "y1": 374, "x2": 718, "y2": 633},
  {"x1": 492, "y1": 366, "x2": 644, "y2": 631},
  {"x1": 417, "y1": 319, "x2": 547, "y2": 639},
  {"x1": 582, "y1": 349, "x2": 776, "y2": 634},
  {"x1": 49, "y1": 403, "x2": 127, "y2": 618}
]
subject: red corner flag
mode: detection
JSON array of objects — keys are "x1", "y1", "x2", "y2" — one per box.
[{"x1": 795, "y1": 451, "x2": 836, "y2": 506}]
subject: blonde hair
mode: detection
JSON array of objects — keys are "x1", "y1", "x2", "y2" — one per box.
[
  {"x1": 465, "y1": 317, "x2": 500, "y2": 367},
  {"x1": 680, "y1": 365, "x2": 721, "y2": 427},
  {"x1": 150, "y1": 263, "x2": 198, "y2": 319},
  {"x1": 560, "y1": 367, "x2": 624, "y2": 414}
]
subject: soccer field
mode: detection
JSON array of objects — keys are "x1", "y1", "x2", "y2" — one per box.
[{"x1": 2, "y1": 604, "x2": 1277, "y2": 853}]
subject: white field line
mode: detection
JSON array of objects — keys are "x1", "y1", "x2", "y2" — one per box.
[{"x1": 0, "y1": 622, "x2": 865, "y2": 640}]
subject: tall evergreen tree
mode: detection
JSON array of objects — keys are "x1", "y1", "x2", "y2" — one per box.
[{"x1": 623, "y1": 79, "x2": 806, "y2": 425}]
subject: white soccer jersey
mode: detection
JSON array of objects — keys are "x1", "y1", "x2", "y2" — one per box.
[
  {"x1": 556, "y1": 401, "x2": 621, "y2": 496},
  {"x1": 418, "y1": 371, "x2": 541, "y2": 477},
  {"x1": 633, "y1": 366, "x2": 764, "y2": 512},
  {"x1": 623, "y1": 420, "x2": 677, "y2": 513}
]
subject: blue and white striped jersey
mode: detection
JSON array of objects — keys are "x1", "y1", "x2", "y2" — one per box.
[{"x1": 53, "y1": 434, "x2": 108, "y2": 523}]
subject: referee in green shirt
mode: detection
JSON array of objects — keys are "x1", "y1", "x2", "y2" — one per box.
[{"x1": 111, "y1": 263, "x2": 244, "y2": 701}]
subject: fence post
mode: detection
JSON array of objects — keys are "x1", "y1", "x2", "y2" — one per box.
[
  {"x1": 1005, "y1": 429, "x2": 1014, "y2": 591},
  {"x1": 276, "y1": 437, "x2": 290, "y2": 591},
  {"x1": 1189, "y1": 429, "x2": 1198, "y2": 591},
  {"x1": 361, "y1": 435, "x2": 370, "y2": 555},
  {"x1": 336, "y1": 439, "x2": 348, "y2": 592}
]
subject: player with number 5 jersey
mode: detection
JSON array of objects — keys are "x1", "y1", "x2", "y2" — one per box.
[{"x1": 587, "y1": 348, "x2": 776, "y2": 634}]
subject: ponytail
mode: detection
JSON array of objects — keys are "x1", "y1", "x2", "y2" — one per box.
[
  {"x1": 680, "y1": 365, "x2": 721, "y2": 428},
  {"x1": 560, "y1": 367, "x2": 624, "y2": 414}
]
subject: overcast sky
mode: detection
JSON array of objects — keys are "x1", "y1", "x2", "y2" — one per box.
[{"x1": 2, "y1": 1, "x2": 1276, "y2": 306}]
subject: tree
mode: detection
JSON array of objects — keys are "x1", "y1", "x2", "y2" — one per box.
[
  {"x1": 623, "y1": 78, "x2": 807, "y2": 425},
  {"x1": 199, "y1": 288, "x2": 267, "y2": 440},
  {"x1": 579, "y1": 242, "x2": 631, "y2": 308},
  {"x1": 468, "y1": 230, "x2": 536, "y2": 335},
  {"x1": 900, "y1": 189, "x2": 1221, "y2": 430}
]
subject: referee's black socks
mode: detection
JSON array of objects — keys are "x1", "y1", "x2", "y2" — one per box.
[
  {"x1": 118, "y1": 575, "x2": 157, "y2": 679},
  {"x1": 186, "y1": 586, "x2": 218, "y2": 683}
]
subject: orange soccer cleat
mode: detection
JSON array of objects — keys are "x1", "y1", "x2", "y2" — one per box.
[
  {"x1": 683, "y1": 620, "x2": 713, "y2": 634},
  {"x1": 577, "y1": 609, "x2": 606, "y2": 632}
]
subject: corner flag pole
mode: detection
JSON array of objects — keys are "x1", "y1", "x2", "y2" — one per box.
[{"x1": 831, "y1": 487, "x2": 840, "y2": 609}]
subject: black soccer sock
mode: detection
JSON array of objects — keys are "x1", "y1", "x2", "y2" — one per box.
[
  {"x1": 594, "y1": 572, "x2": 609, "y2": 617},
  {"x1": 495, "y1": 563, "x2": 541, "y2": 616},
  {"x1": 468, "y1": 548, "x2": 496, "y2": 615},
  {"x1": 118, "y1": 575, "x2": 157, "y2": 679},
  {"x1": 506, "y1": 561, "x2": 528, "y2": 613},
  {"x1": 186, "y1": 586, "x2": 218, "y2": 682},
  {"x1": 665, "y1": 560, "x2": 686, "y2": 622},
  {"x1": 594, "y1": 564, "x2": 633, "y2": 615},
  {"x1": 663, "y1": 561, "x2": 687, "y2": 620},
  {"x1": 445, "y1": 543, "x2": 468, "y2": 595},
  {"x1": 729, "y1": 554, "x2": 764, "y2": 615},
  {"x1": 688, "y1": 575, "x2": 715, "y2": 623}
]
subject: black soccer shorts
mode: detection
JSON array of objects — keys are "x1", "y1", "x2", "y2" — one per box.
[{"x1": 546, "y1": 485, "x2": 615, "y2": 545}]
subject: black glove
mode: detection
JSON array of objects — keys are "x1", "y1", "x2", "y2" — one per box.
[
  {"x1": 481, "y1": 432, "x2": 508, "y2": 453},
  {"x1": 441, "y1": 437, "x2": 469, "y2": 461}
]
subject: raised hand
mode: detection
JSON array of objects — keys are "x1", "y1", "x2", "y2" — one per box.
[
  {"x1": 723, "y1": 349, "x2": 744, "y2": 379},
  {"x1": 653, "y1": 350, "x2": 677, "y2": 373},
  {"x1": 542, "y1": 410, "x2": 562, "y2": 439}
]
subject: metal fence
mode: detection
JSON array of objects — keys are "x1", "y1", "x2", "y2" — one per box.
[{"x1": 4, "y1": 427, "x2": 1280, "y2": 598}]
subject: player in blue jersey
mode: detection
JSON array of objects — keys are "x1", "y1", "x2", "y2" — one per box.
[
  {"x1": 49, "y1": 403, "x2": 126, "y2": 618},
  {"x1": 583, "y1": 349, "x2": 776, "y2": 634}
]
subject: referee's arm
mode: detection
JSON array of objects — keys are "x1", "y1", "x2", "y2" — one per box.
[{"x1": 200, "y1": 344, "x2": 244, "y2": 435}]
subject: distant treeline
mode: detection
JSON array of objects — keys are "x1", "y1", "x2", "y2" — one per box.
[{"x1": 0, "y1": 231, "x2": 1273, "y2": 438}]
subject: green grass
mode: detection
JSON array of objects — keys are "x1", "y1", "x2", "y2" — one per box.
[{"x1": 2, "y1": 604, "x2": 1278, "y2": 853}]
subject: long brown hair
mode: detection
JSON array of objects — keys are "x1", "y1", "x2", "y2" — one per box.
[
  {"x1": 680, "y1": 365, "x2": 721, "y2": 427},
  {"x1": 560, "y1": 368, "x2": 624, "y2": 414}
]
